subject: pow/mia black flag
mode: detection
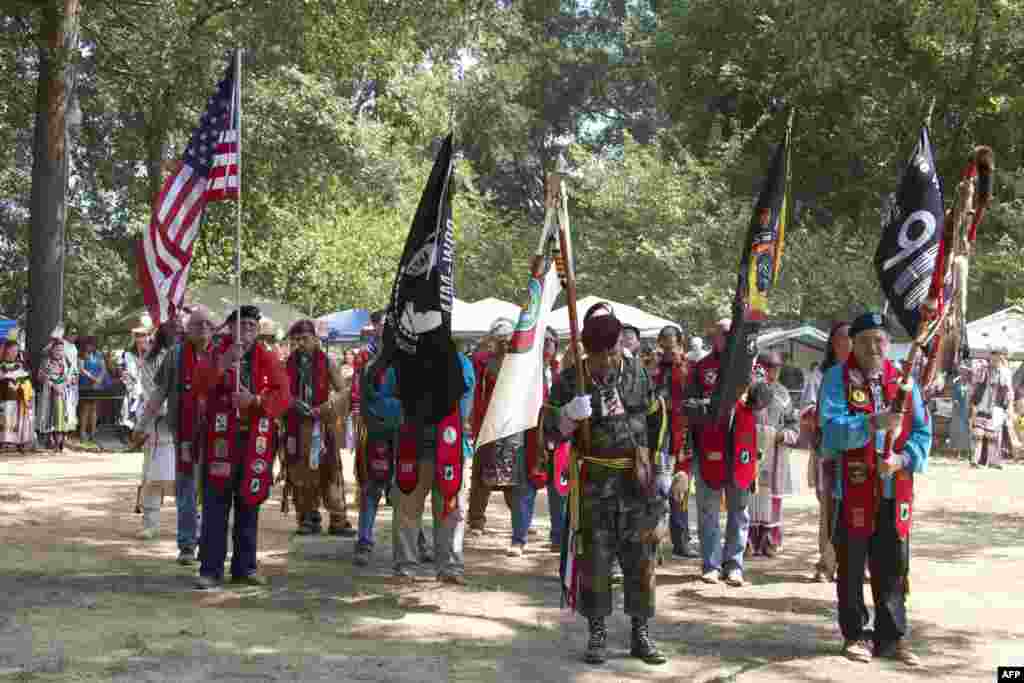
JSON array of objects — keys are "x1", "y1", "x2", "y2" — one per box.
[
  {"x1": 874, "y1": 126, "x2": 944, "y2": 337},
  {"x1": 381, "y1": 134, "x2": 466, "y2": 424}
]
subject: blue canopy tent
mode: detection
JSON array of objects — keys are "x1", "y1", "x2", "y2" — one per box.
[
  {"x1": 317, "y1": 309, "x2": 371, "y2": 343},
  {"x1": 0, "y1": 318, "x2": 17, "y2": 342}
]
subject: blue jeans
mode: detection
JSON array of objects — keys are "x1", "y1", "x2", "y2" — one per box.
[
  {"x1": 695, "y1": 475, "x2": 750, "y2": 574},
  {"x1": 357, "y1": 479, "x2": 389, "y2": 548},
  {"x1": 655, "y1": 473, "x2": 691, "y2": 549},
  {"x1": 175, "y1": 471, "x2": 199, "y2": 553},
  {"x1": 510, "y1": 484, "x2": 537, "y2": 546},
  {"x1": 547, "y1": 482, "x2": 566, "y2": 546},
  {"x1": 199, "y1": 474, "x2": 259, "y2": 580}
]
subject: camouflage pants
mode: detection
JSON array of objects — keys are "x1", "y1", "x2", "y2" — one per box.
[{"x1": 577, "y1": 467, "x2": 658, "y2": 619}]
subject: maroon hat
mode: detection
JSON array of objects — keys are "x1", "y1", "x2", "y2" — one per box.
[
  {"x1": 288, "y1": 318, "x2": 317, "y2": 338},
  {"x1": 581, "y1": 302, "x2": 622, "y2": 353}
]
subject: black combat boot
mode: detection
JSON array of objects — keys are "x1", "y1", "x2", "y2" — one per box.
[
  {"x1": 309, "y1": 510, "x2": 323, "y2": 535},
  {"x1": 297, "y1": 512, "x2": 315, "y2": 535},
  {"x1": 583, "y1": 617, "x2": 607, "y2": 664},
  {"x1": 630, "y1": 616, "x2": 667, "y2": 664}
]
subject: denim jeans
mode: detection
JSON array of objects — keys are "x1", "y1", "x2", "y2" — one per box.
[
  {"x1": 547, "y1": 481, "x2": 567, "y2": 546},
  {"x1": 357, "y1": 479, "x2": 389, "y2": 548},
  {"x1": 175, "y1": 472, "x2": 199, "y2": 553},
  {"x1": 199, "y1": 474, "x2": 259, "y2": 580},
  {"x1": 655, "y1": 472, "x2": 691, "y2": 549},
  {"x1": 510, "y1": 483, "x2": 537, "y2": 546},
  {"x1": 695, "y1": 475, "x2": 750, "y2": 574}
]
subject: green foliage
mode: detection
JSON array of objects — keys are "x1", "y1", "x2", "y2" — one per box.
[{"x1": 3, "y1": 0, "x2": 1024, "y2": 341}]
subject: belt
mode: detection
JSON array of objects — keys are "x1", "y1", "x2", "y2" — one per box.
[{"x1": 582, "y1": 457, "x2": 632, "y2": 470}]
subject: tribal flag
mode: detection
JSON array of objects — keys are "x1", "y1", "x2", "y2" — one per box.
[
  {"x1": 137, "y1": 53, "x2": 240, "y2": 324},
  {"x1": 476, "y1": 176, "x2": 564, "y2": 448},
  {"x1": 382, "y1": 134, "x2": 465, "y2": 424},
  {"x1": 713, "y1": 115, "x2": 793, "y2": 421},
  {"x1": 874, "y1": 126, "x2": 944, "y2": 336}
]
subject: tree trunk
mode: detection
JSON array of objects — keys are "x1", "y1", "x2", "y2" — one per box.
[{"x1": 27, "y1": 0, "x2": 80, "y2": 367}]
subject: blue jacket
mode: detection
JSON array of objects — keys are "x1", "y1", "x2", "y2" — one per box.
[{"x1": 818, "y1": 362, "x2": 931, "y2": 499}]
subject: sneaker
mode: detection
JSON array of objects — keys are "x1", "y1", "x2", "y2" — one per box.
[
  {"x1": 630, "y1": 620, "x2": 668, "y2": 665},
  {"x1": 506, "y1": 543, "x2": 524, "y2": 558},
  {"x1": 724, "y1": 568, "x2": 745, "y2": 587},
  {"x1": 700, "y1": 569, "x2": 720, "y2": 584},
  {"x1": 990, "y1": 464, "x2": 1004, "y2": 470},
  {"x1": 231, "y1": 573, "x2": 268, "y2": 587},
  {"x1": 328, "y1": 523, "x2": 358, "y2": 537},
  {"x1": 194, "y1": 575, "x2": 220, "y2": 590},
  {"x1": 177, "y1": 549, "x2": 196, "y2": 566},
  {"x1": 393, "y1": 566, "x2": 415, "y2": 578},
  {"x1": 842, "y1": 639, "x2": 873, "y2": 663},
  {"x1": 876, "y1": 640, "x2": 921, "y2": 667},
  {"x1": 137, "y1": 528, "x2": 158, "y2": 541},
  {"x1": 353, "y1": 546, "x2": 371, "y2": 567},
  {"x1": 438, "y1": 573, "x2": 467, "y2": 586}
]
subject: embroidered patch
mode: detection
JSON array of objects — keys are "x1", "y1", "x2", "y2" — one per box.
[
  {"x1": 209, "y1": 461, "x2": 231, "y2": 477},
  {"x1": 215, "y1": 413, "x2": 228, "y2": 433},
  {"x1": 251, "y1": 458, "x2": 267, "y2": 474},
  {"x1": 214, "y1": 438, "x2": 227, "y2": 460},
  {"x1": 739, "y1": 449, "x2": 751, "y2": 464},
  {"x1": 250, "y1": 478, "x2": 262, "y2": 494},
  {"x1": 443, "y1": 464, "x2": 455, "y2": 481},
  {"x1": 849, "y1": 388, "x2": 869, "y2": 407},
  {"x1": 899, "y1": 502, "x2": 911, "y2": 521},
  {"x1": 848, "y1": 462, "x2": 868, "y2": 485},
  {"x1": 286, "y1": 436, "x2": 296, "y2": 456},
  {"x1": 707, "y1": 451, "x2": 723, "y2": 462},
  {"x1": 851, "y1": 506, "x2": 866, "y2": 528},
  {"x1": 180, "y1": 442, "x2": 192, "y2": 463},
  {"x1": 442, "y1": 426, "x2": 457, "y2": 445},
  {"x1": 184, "y1": 383, "x2": 192, "y2": 392},
  {"x1": 400, "y1": 462, "x2": 414, "y2": 474},
  {"x1": 703, "y1": 369, "x2": 718, "y2": 386},
  {"x1": 258, "y1": 417, "x2": 270, "y2": 433},
  {"x1": 255, "y1": 436, "x2": 267, "y2": 455}
]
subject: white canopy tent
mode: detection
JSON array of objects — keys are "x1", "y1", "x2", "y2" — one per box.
[
  {"x1": 547, "y1": 296, "x2": 680, "y2": 340},
  {"x1": 890, "y1": 306, "x2": 1024, "y2": 362},
  {"x1": 469, "y1": 297, "x2": 523, "y2": 327}
]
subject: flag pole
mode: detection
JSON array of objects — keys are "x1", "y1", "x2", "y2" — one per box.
[{"x1": 234, "y1": 47, "x2": 243, "y2": 396}]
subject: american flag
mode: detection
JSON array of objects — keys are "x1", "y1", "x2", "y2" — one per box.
[{"x1": 137, "y1": 53, "x2": 240, "y2": 323}]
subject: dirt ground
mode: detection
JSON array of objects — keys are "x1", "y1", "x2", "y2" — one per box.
[{"x1": 0, "y1": 443, "x2": 1020, "y2": 682}]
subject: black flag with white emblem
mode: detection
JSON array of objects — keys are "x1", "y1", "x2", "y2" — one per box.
[
  {"x1": 381, "y1": 134, "x2": 466, "y2": 424},
  {"x1": 874, "y1": 126, "x2": 944, "y2": 337}
]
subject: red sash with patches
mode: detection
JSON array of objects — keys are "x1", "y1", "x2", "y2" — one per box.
[
  {"x1": 366, "y1": 437, "x2": 394, "y2": 482},
  {"x1": 396, "y1": 424, "x2": 419, "y2": 494},
  {"x1": 841, "y1": 359, "x2": 914, "y2": 539},
  {"x1": 285, "y1": 350, "x2": 329, "y2": 466},
  {"x1": 695, "y1": 354, "x2": 728, "y2": 488},
  {"x1": 176, "y1": 342, "x2": 207, "y2": 476},
  {"x1": 731, "y1": 400, "x2": 758, "y2": 489},
  {"x1": 206, "y1": 341, "x2": 276, "y2": 507},
  {"x1": 394, "y1": 407, "x2": 464, "y2": 518},
  {"x1": 434, "y1": 409, "x2": 463, "y2": 518}
]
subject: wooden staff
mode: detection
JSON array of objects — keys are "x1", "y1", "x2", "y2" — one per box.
[{"x1": 550, "y1": 174, "x2": 589, "y2": 539}]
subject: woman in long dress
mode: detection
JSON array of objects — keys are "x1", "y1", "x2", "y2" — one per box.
[
  {"x1": 119, "y1": 329, "x2": 149, "y2": 433},
  {"x1": 138, "y1": 321, "x2": 182, "y2": 540},
  {"x1": 35, "y1": 337, "x2": 78, "y2": 452},
  {"x1": 0, "y1": 341, "x2": 34, "y2": 450}
]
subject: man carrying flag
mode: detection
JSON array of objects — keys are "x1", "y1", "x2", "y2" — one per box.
[
  {"x1": 819, "y1": 125, "x2": 941, "y2": 666},
  {"x1": 548, "y1": 301, "x2": 670, "y2": 665},
  {"x1": 380, "y1": 135, "x2": 475, "y2": 583}
]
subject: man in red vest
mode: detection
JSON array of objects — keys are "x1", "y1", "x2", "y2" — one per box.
[
  {"x1": 192, "y1": 305, "x2": 291, "y2": 589},
  {"x1": 284, "y1": 319, "x2": 356, "y2": 536},
  {"x1": 685, "y1": 318, "x2": 758, "y2": 587},
  {"x1": 818, "y1": 312, "x2": 930, "y2": 666}
]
